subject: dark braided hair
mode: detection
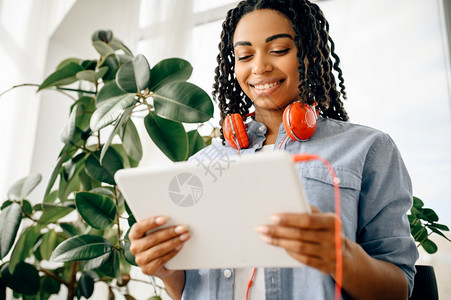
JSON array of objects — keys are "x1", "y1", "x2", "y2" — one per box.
[{"x1": 213, "y1": 0, "x2": 349, "y2": 141}]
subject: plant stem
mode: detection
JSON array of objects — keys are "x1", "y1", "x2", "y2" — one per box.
[
  {"x1": 115, "y1": 186, "x2": 122, "y2": 247},
  {"x1": 38, "y1": 267, "x2": 70, "y2": 287},
  {"x1": 0, "y1": 83, "x2": 39, "y2": 97},
  {"x1": 67, "y1": 261, "x2": 79, "y2": 300},
  {"x1": 55, "y1": 87, "x2": 96, "y2": 95}
]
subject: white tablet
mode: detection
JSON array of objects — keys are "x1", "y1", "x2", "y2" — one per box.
[{"x1": 114, "y1": 150, "x2": 310, "y2": 270}]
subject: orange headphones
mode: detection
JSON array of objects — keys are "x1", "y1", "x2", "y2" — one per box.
[{"x1": 223, "y1": 101, "x2": 318, "y2": 150}]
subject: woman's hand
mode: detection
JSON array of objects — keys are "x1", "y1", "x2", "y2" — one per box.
[
  {"x1": 256, "y1": 205, "x2": 346, "y2": 276},
  {"x1": 129, "y1": 216, "x2": 190, "y2": 279}
]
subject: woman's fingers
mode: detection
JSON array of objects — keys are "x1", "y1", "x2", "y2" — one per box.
[
  {"x1": 129, "y1": 215, "x2": 191, "y2": 277},
  {"x1": 137, "y1": 224, "x2": 188, "y2": 251},
  {"x1": 138, "y1": 242, "x2": 185, "y2": 275},
  {"x1": 129, "y1": 216, "x2": 168, "y2": 240},
  {"x1": 256, "y1": 224, "x2": 333, "y2": 243},
  {"x1": 134, "y1": 232, "x2": 190, "y2": 268},
  {"x1": 269, "y1": 211, "x2": 336, "y2": 230}
]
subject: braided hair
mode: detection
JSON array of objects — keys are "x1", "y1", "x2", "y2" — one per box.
[{"x1": 213, "y1": 0, "x2": 348, "y2": 141}]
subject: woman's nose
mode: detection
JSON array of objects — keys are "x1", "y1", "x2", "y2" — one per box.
[{"x1": 252, "y1": 54, "x2": 272, "y2": 74}]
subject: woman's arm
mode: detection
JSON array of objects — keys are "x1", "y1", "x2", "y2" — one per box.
[
  {"x1": 129, "y1": 216, "x2": 190, "y2": 300},
  {"x1": 161, "y1": 270, "x2": 186, "y2": 300},
  {"x1": 257, "y1": 207, "x2": 408, "y2": 299}
]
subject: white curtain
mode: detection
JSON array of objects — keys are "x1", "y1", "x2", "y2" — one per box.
[
  {"x1": 0, "y1": 0, "x2": 75, "y2": 201},
  {"x1": 135, "y1": 0, "x2": 196, "y2": 167}
]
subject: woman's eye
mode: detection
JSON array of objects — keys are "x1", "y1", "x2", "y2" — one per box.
[
  {"x1": 271, "y1": 49, "x2": 290, "y2": 55},
  {"x1": 237, "y1": 55, "x2": 252, "y2": 61}
]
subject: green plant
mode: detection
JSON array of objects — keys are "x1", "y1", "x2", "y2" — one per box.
[
  {"x1": 0, "y1": 30, "x2": 214, "y2": 299},
  {"x1": 408, "y1": 196, "x2": 451, "y2": 254}
]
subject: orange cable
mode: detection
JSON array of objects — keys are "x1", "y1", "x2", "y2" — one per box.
[
  {"x1": 292, "y1": 153, "x2": 343, "y2": 300},
  {"x1": 245, "y1": 267, "x2": 257, "y2": 300}
]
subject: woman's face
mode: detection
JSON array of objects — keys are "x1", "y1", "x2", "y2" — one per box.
[{"x1": 233, "y1": 9, "x2": 300, "y2": 113}]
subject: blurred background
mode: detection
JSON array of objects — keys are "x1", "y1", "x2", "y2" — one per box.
[{"x1": 0, "y1": 0, "x2": 450, "y2": 298}]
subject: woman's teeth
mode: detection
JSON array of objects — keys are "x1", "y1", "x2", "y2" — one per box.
[{"x1": 253, "y1": 80, "x2": 282, "y2": 90}]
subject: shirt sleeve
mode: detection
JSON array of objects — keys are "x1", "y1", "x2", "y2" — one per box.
[{"x1": 357, "y1": 133, "x2": 419, "y2": 296}]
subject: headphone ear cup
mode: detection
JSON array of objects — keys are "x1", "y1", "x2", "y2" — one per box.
[
  {"x1": 283, "y1": 102, "x2": 317, "y2": 141},
  {"x1": 223, "y1": 114, "x2": 249, "y2": 150}
]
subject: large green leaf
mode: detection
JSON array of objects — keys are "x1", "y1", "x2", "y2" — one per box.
[
  {"x1": 90, "y1": 92, "x2": 136, "y2": 132},
  {"x1": 79, "y1": 168, "x2": 102, "y2": 192},
  {"x1": 56, "y1": 58, "x2": 82, "y2": 70},
  {"x1": 51, "y1": 234, "x2": 114, "y2": 262},
  {"x1": 96, "y1": 80, "x2": 127, "y2": 106},
  {"x1": 85, "y1": 148, "x2": 124, "y2": 185},
  {"x1": 60, "y1": 103, "x2": 78, "y2": 144},
  {"x1": 0, "y1": 203, "x2": 22, "y2": 259},
  {"x1": 44, "y1": 146, "x2": 78, "y2": 198},
  {"x1": 60, "y1": 222, "x2": 84, "y2": 237},
  {"x1": 74, "y1": 96, "x2": 96, "y2": 132},
  {"x1": 144, "y1": 111, "x2": 188, "y2": 162},
  {"x1": 111, "y1": 144, "x2": 138, "y2": 169},
  {"x1": 92, "y1": 30, "x2": 113, "y2": 43},
  {"x1": 188, "y1": 130, "x2": 207, "y2": 157},
  {"x1": 122, "y1": 239, "x2": 137, "y2": 266},
  {"x1": 412, "y1": 196, "x2": 424, "y2": 208},
  {"x1": 116, "y1": 54, "x2": 151, "y2": 93},
  {"x1": 148, "y1": 58, "x2": 193, "y2": 90},
  {"x1": 38, "y1": 62, "x2": 83, "y2": 91},
  {"x1": 100, "y1": 55, "x2": 119, "y2": 81},
  {"x1": 83, "y1": 251, "x2": 112, "y2": 270},
  {"x1": 95, "y1": 248, "x2": 120, "y2": 281},
  {"x1": 429, "y1": 222, "x2": 450, "y2": 231},
  {"x1": 8, "y1": 226, "x2": 40, "y2": 273},
  {"x1": 38, "y1": 203, "x2": 75, "y2": 225},
  {"x1": 1, "y1": 262, "x2": 40, "y2": 295},
  {"x1": 76, "y1": 70, "x2": 97, "y2": 83},
  {"x1": 76, "y1": 273, "x2": 95, "y2": 299},
  {"x1": 429, "y1": 226, "x2": 451, "y2": 242},
  {"x1": 100, "y1": 105, "x2": 134, "y2": 164},
  {"x1": 93, "y1": 41, "x2": 117, "y2": 66},
  {"x1": 40, "y1": 276, "x2": 60, "y2": 297},
  {"x1": 75, "y1": 192, "x2": 117, "y2": 229},
  {"x1": 109, "y1": 37, "x2": 133, "y2": 56},
  {"x1": 419, "y1": 208, "x2": 439, "y2": 223},
  {"x1": 7, "y1": 174, "x2": 42, "y2": 201},
  {"x1": 39, "y1": 229, "x2": 63, "y2": 261},
  {"x1": 120, "y1": 118, "x2": 143, "y2": 162},
  {"x1": 154, "y1": 81, "x2": 213, "y2": 123},
  {"x1": 421, "y1": 238, "x2": 438, "y2": 254},
  {"x1": 58, "y1": 155, "x2": 87, "y2": 202}
]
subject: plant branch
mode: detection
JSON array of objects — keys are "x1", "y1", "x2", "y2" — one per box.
[
  {"x1": 56, "y1": 87, "x2": 96, "y2": 95},
  {"x1": 66, "y1": 261, "x2": 79, "y2": 300},
  {"x1": 115, "y1": 186, "x2": 121, "y2": 247},
  {"x1": 38, "y1": 267, "x2": 70, "y2": 287},
  {"x1": 0, "y1": 83, "x2": 39, "y2": 97}
]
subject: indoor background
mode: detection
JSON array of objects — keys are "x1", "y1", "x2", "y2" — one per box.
[{"x1": 0, "y1": 0, "x2": 450, "y2": 299}]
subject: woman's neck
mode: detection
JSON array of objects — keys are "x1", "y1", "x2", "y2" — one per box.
[{"x1": 255, "y1": 109, "x2": 283, "y2": 145}]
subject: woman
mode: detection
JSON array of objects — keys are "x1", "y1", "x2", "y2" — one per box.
[{"x1": 129, "y1": 1, "x2": 418, "y2": 299}]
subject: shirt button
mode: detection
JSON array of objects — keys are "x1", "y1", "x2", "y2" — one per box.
[
  {"x1": 259, "y1": 126, "x2": 265, "y2": 132},
  {"x1": 223, "y1": 269, "x2": 232, "y2": 278}
]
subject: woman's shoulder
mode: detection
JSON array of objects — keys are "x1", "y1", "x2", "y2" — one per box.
[
  {"x1": 316, "y1": 117, "x2": 401, "y2": 161},
  {"x1": 319, "y1": 117, "x2": 392, "y2": 142}
]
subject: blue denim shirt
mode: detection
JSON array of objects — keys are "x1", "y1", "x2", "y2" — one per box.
[{"x1": 182, "y1": 117, "x2": 418, "y2": 300}]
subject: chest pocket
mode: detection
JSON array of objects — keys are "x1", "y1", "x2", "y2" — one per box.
[{"x1": 299, "y1": 166, "x2": 362, "y2": 237}]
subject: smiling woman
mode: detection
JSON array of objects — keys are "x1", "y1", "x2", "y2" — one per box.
[{"x1": 129, "y1": 1, "x2": 419, "y2": 300}]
